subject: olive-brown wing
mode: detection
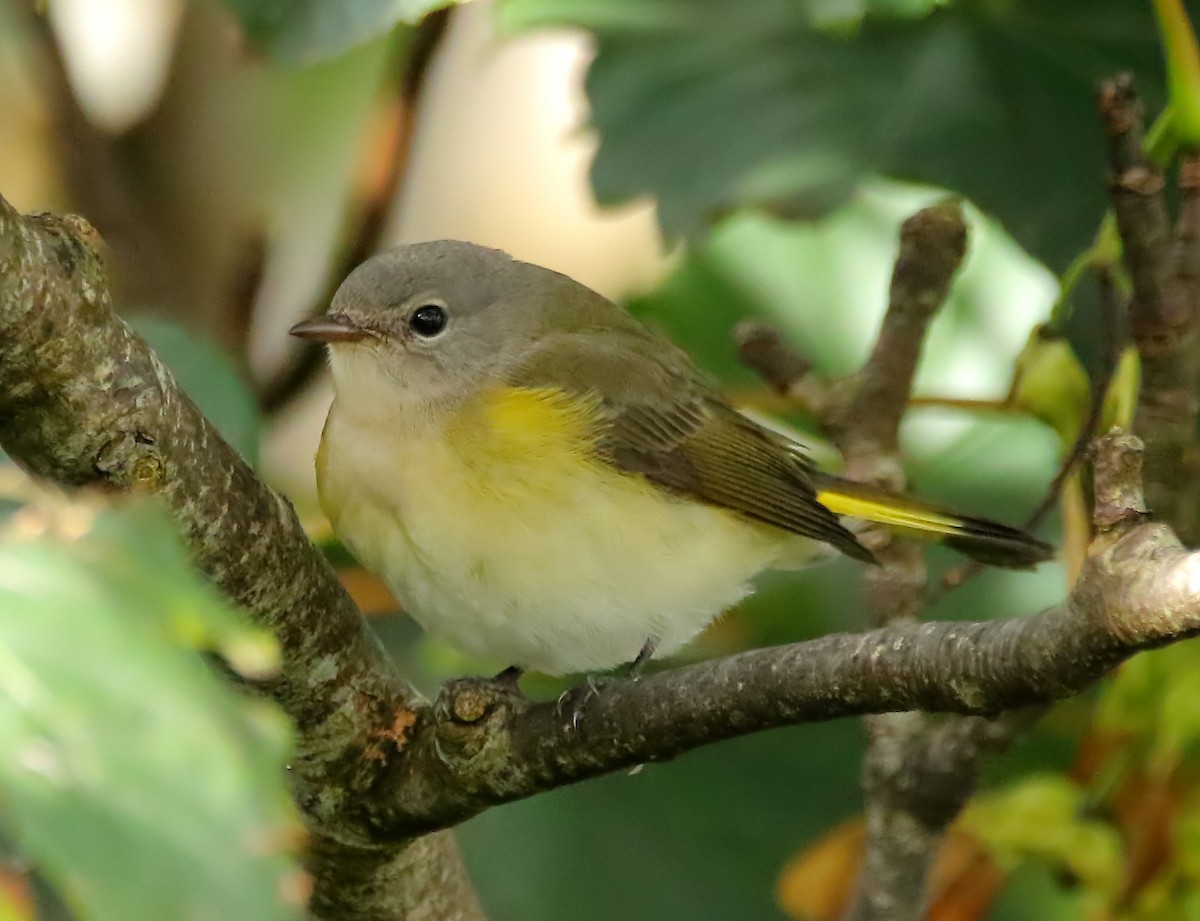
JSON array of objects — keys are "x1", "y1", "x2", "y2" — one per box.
[{"x1": 506, "y1": 330, "x2": 872, "y2": 561}]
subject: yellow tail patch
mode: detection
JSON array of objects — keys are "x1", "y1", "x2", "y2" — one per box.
[
  {"x1": 814, "y1": 476, "x2": 1053, "y2": 569},
  {"x1": 815, "y1": 489, "x2": 962, "y2": 539}
]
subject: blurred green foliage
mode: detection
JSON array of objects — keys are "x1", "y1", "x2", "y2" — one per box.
[
  {"x1": 1096, "y1": 641, "x2": 1200, "y2": 778},
  {"x1": 957, "y1": 640, "x2": 1200, "y2": 921},
  {"x1": 462, "y1": 721, "x2": 868, "y2": 921},
  {"x1": 964, "y1": 776, "x2": 1125, "y2": 907},
  {"x1": 0, "y1": 501, "x2": 301, "y2": 921},
  {"x1": 218, "y1": 0, "x2": 457, "y2": 62}
]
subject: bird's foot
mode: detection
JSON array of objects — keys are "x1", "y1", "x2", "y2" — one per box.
[
  {"x1": 555, "y1": 636, "x2": 660, "y2": 730},
  {"x1": 555, "y1": 674, "x2": 609, "y2": 731}
]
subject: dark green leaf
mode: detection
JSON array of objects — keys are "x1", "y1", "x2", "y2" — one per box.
[{"x1": 502, "y1": 0, "x2": 1168, "y2": 270}]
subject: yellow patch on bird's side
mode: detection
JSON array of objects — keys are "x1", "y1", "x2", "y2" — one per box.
[
  {"x1": 448, "y1": 386, "x2": 606, "y2": 473},
  {"x1": 316, "y1": 379, "x2": 823, "y2": 673}
]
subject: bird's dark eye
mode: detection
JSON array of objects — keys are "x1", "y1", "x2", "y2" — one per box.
[{"x1": 408, "y1": 304, "x2": 448, "y2": 338}]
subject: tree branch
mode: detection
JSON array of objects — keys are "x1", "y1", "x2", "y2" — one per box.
[
  {"x1": 829, "y1": 202, "x2": 968, "y2": 921},
  {"x1": 1102, "y1": 75, "x2": 1200, "y2": 539},
  {"x1": 830, "y1": 199, "x2": 968, "y2": 466},
  {"x1": 738, "y1": 201, "x2": 1040, "y2": 919},
  {"x1": 0, "y1": 195, "x2": 484, "y2": 921}
]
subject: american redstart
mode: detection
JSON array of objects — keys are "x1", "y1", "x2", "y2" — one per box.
[{"x1": 292, "y1": 241, "x2": 1052, "y2": 676}]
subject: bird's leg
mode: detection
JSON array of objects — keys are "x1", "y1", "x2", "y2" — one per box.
[
  {"x1": 555, "y1": 636, "x2": 661, "y2": 729},
  {"x1": 628, "y1": 635, "x2": 660, "y2": 679}
]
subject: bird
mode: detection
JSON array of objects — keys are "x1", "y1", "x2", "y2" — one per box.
[{"x1": 291, "y1": 241, "x2": 1052, "y2": 677}]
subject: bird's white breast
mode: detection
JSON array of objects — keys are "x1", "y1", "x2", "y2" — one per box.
[{"x1": 316, "y1": 387, "x2": 814, "y2": 675}]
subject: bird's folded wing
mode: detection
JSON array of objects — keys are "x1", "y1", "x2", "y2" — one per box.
[{"x1": 506, "y1": 331, "x2": 872, "y2": 562}]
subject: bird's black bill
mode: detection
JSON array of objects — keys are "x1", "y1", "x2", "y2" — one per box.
[{"x1": 289, "y1": 314, "x2": 367, "y2": 342}]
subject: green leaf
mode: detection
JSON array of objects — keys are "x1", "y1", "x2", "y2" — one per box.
[
  {"x1": 503, "y1": 0, "x2": 1166, "y2": 271},
  {"x1": 0, "y1": 500, "x2": 302, "y2": 921},
  {"x1": 220, "y1": 0, "x2": 456, "y2": 62},
  {"x1": 1154, "y1": 0, "x2": 1200, "y2": 145},
  {"x1": 129, "y1": 317, "x2": 261, "y2": 466},
  {"x1": 962, "y1": 775, "x2": 1124, "y2": 902},
  {"x1": 1095, "y1": 641, "x2": 1200, "y2": 776},
  {"x1": 1007, "y1": 327, "x2": 1092, "y2": 446}
]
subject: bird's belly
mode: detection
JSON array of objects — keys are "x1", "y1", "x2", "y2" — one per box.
[{"x1": 317, "y1": 408, "x2": 806, "y2": 675}]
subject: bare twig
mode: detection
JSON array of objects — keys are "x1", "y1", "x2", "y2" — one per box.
[
  {"x1": 942, "y1": 268, "x2": 1124, "y2": 592},
  {"x1": 832, "y1": 202, "x2": 967, "y2": 921},
  {"x1": 733, "y1": 321, "x2": 845, "y2": 419},
  {"x1": 830, "y1": 199, "x2": 968, "y2": 470},
  {"x1": 1101, "y1": 77, "x2": 1172, "y2": 340},
  {"x1": 734, "y1": 321, "x2": 812, "y2": 389},
  {"x1": 259, "y1": 9, "x2": 454, "y2": 414},
  {"x1": 734, "y1": 202, "x2": 1038, "y2": 921},
  {"x1": 23, "y1": 6, "x2": 165, "y2": 299},
  {"x1": 1024, "y1": 269, "x2": 1123, "y2": 535},
  {"x1": 1166, "y1": 152, "x2": 1200, "y2": 540},
  {"x1": 1102, "y1": 75, "x2": 1200, "y2": 539}
]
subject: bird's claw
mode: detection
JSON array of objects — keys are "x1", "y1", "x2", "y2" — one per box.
[{"x1": 556, "y1": 674, "x2": 608, "y2": 730}]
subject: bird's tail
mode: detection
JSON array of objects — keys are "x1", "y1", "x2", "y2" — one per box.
[{"x1": 810, "y1": 472, "x2": 1054, "y2": 569}]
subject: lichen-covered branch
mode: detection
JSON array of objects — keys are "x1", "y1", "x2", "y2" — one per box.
[{"x1": 0, "y1": 195, "x2": 484, "y2": 921}]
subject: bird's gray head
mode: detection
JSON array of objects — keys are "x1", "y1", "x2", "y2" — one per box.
[{"x1": 290, "y1": 241, "x2": 604, "y2": 420}]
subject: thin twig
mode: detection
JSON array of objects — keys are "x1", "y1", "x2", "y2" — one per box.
[
  {"x1": 941, "y1": 268, "x2": 1125, "y2": 593},
  {"x1": 259, "y1": 9, "x2": 454, "y2": 414},
  {"x1": 733, "y1": 321, "x2": 841, "y2": 419},
  {"x1": 1102, "y1": 75, "x2": 1200, "y2": 536},
  {"x1": 1022, "y1": 268, "x2": 1124, "y2": 535}
]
